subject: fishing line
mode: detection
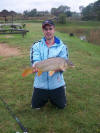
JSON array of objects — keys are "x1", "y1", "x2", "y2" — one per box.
[{"x1": 0, "y1": 96, "x2": 28, "y2": 133}]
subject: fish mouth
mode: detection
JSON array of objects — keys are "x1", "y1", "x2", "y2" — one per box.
[{"x1": 66, "y1": 60, "x2": 75, "y2": 67}]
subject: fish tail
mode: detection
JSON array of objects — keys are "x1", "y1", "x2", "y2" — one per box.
[
  {"x1": 37, "y1": 69, "x2": 43, "y2": 76},
  {"x1": 22, "y1": 68, "x2": 33, "y2": 77},
  {"x1": 49, "y1": 71, "x2": 55, "y2": 76}
]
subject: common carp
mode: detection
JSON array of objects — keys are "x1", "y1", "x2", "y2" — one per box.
[{"x1": 22, "y1": 57, "x2": 75, "y2": 77}]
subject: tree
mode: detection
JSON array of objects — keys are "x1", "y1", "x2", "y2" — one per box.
[
  {"x1": 58, "y1": 13, "x2": 66, "y2": 24},
  {"x1": 51, "y1": 5, "x2": 70, "y2": 16},
  {"x1": 0, "y1": 10, "x2": 10, "y2": 22},
  {"x1": 81, "y1": 0, "x2": 100, "y2": 20},
  {"x1": 10, "y1": 11, "x2": 16, "y2": 16},
  {"x1": 51, "y1": 8, "x2": 57, "y2": 16},
  {"x1": 66, "y1": 11, "x2": 72, "y2": 17},
  {"x1": 23, "y1": 9, "x2": 37, "y2": 17},
  {"x1": 79, "y1": 6, "x2": 84, "y2": 13},
  {"x1": 93, "y1": 0, "x2": 100, "y2": 20},
  {"x1": 29, "y1": 9, "x2": 37, "y2": 17},
  {"x1": 23, "y1": 10, "x2": 29, "y2": 17},
  {"x1": 82, "y1": 3, "x2": 95, "y2": 20}
]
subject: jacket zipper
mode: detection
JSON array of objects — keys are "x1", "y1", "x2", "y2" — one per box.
[{"x1": 47, "y1": 48, "x2": 49, "y2": 90}]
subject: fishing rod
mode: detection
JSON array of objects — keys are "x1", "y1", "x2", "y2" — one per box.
[{"x1": 0, "y1": 96, "x2": 28, "y2": 133}]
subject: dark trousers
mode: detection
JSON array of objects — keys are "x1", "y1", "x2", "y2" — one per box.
[{"x1": 32, "y1": 86, "x2": 67, "y2": 109}]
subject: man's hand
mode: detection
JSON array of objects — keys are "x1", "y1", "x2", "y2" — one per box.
[
  {"x1": 55, "y1": 69, "x2": 63, "y2": 72},
  {"x1": 32, "y1": 64, "x2": 38, "y2": 73}
]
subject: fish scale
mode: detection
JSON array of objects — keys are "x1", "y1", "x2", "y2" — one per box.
[{"x1": 22, "y1": 57, "x2": 75, "y2": 77}]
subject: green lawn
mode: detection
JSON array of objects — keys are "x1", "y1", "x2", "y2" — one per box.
[
  {"x1": 0, "y1": 23, "x2": 100, "y2": 133},
  {"x1": 56, "y1": 20, "x2": 100, "y2": 28}
]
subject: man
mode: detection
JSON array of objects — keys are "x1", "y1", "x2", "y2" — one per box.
[{"x1": 30, "y1": 20, "x2": 69, "y2": 109}]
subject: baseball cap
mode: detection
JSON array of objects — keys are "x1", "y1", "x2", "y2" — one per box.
[{"x1": 42, "y1": 20, "x2": 55, "y2": 28}]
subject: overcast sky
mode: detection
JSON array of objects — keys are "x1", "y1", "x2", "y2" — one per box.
[{"x1": 0, "y1": 0, "x2": 97, "y2": 13}]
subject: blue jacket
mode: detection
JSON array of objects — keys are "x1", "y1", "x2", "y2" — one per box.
[{"x1": 30, "y1": 36, "x2": 69, "y2": 90}]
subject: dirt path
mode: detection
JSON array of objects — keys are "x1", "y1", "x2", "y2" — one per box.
[{"x1": 0, "y1": 43, "x2": 21, "y2": 57}]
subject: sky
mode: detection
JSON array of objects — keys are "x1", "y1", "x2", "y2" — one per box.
[{"x1": 0, "y1": 0, "x2": 97, "y2": 13}]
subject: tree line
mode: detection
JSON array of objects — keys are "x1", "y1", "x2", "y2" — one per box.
[
  {"x1": 0, "y1": 5, "x2": 73, "y2": 18},
  {"x1": 0, "y1": 0, "x2": 100, "y2": 21}
]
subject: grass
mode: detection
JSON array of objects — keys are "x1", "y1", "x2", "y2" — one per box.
[
  {"x1": 0, "y1": 22, "x2": 100, "y2": 133},
  {"x1": 56, "y1": 20, "x2": 100, "y2": 28}
]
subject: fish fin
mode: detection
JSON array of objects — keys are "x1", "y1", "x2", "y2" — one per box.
[
  {"x1": 22, "y1": 68, "x2": 33, "y2": 77},
  {"x1": 67, "y1": 60, "x2": 75, "y2": 68},
  {"x1": 37, "y1": 69, "x2": 43, "y2": 76},
  {"x1": 49, "y1": 71, "x2": 55, "y2": 76}
]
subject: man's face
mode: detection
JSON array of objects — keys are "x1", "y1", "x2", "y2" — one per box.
[{"x1": 42, "y1": 25, "x2": 55, "y2": 40}]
